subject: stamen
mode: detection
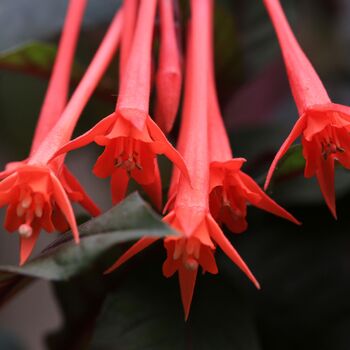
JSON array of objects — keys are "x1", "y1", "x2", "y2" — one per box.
[
  {"x1": 173, "y1": 239, "x2": 185, "y2": 260},
  {"x1": 21, "y1": 195, "x2": 32, "y2": 208},
  {"x1": 114, "y1": 139, "x2": 143, "y2": 172},
  {"x1": 18, "y1": 224, "x2": 33, "y2": 238},
  {"x1": 34, "y1": 194, "x2": 43, "y2": 218},
  {"x1": 16, "y1": 203, "x2": 25, "y2": 217},
  {"x1": 35, "y1": 204, "x2": 43, "y2": 218},
  {"x1": 193, "y1": 243, "x2": 200, "y2": 260},
  {"x1": 185, "y1": 257, "x2": 199, "y2": 271},
  {"x1": 186, "y1": 239, "x2": 196, "y2": 255},
  {"x1": 115, "y1": 157, "x2": 123, "y2": 167},
  {"x1": 319, "y1": 128, "x2": 345, "y2": 160}
]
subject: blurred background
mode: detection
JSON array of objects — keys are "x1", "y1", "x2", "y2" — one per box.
[{"x1": 1, "y1": 0, "x2": 350, "y2": 349}]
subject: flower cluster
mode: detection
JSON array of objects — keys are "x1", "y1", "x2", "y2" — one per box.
[{"x1": 2, "y1": 0, "x2": 346, "y2": 319}]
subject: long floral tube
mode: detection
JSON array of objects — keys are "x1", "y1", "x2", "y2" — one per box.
[
  {"x1": 30, "y1": 0, "x2": 87, "y2": 156},
  {"x1": 263, "y1": 0, "x2": 350, "y2": 218},
  {"x1": 119, "y1": 0, "x2": 139, "y2": 78},
  {"x1": 115, "y1": 0, "x2": 158, "y2": 129}
]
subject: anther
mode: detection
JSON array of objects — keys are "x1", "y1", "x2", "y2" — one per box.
[
  {"x1": 35, "y1": 204, "x2": 43, "y2": 218},
  {"x1": 18, "y1": 224, "x2": 32, "y2": 238},
  {"x1": 21, "y1": 195, "x2": 32, "y2": 209},
  {"x1": 16, "y1": 203, "x2": 25, "y2": 217},
  {"x1": 185, "y1": 258, "x2": 199, "y2": 271},
  {"x1": 173, "y1": 240, "x2": 185, "y2": 260}
]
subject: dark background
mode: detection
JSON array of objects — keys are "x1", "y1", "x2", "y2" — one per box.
[{"x1": 1, "y1": 0, "x2": 350, "y2": 349}]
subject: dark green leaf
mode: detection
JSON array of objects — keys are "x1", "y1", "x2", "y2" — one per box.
[
  {"x1": 0, "y1": 41, "x2": 115, "y2": 96},
  {"x1": 0, "y1": 42, "x2": 58, "y2": 72},
  {"x1": 0, "y1": 193, "x2": 175, "y2": 305},
  {"x1": 47, "y1": 273, "x2": 109, "y2": 350}
]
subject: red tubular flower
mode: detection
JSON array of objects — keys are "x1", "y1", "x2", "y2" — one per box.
[
  {"x1": 0, "y1": 6, "x2": 124, "y2": 264},
  {"x1": 105, "y1": 0, "x2": 259, "y2": 320},
  {"x1": 154, "y1": 0, "x2": 182, "y2": 133},
  {"x1": 56, "y1": 0, "x2": 189, "y2": 209},
  {"x1": 263, "y1": 0, "x2": 350, "y2": 217},
  {"x1": 207, "y1": 15, "x2": 299, "y2": 233}
]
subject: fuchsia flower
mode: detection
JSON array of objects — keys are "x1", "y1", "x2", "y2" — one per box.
[
  {"x1": 0, "y1": 2, "x2": 123, "y2": 264},
  {"x1": 56, "y1": 0, "x2": 189, "y2": 209},
  {"x1": 154, "y1": 0, "x2": 182, "y2": 133},
  {"x1": 263, "y1": 0, "x2": 350, "y2": 217},
  {"x1": 105, "y1": 0, "x2": 259, "y2": 320},
  {"x1": 207, "y1": 23, "x2": 299, "y2": 233}
]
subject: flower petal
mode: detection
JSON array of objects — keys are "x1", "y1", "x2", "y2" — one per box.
[
  {"x1": 110, "y1": 168, "x2": 130, "y2": 205},
  {"x1": 0, "y1": 160, "x2": 26, "y2": 179},
  {"x1": 53, "y1": 113, "x2": 115, "y2": 158},
  {"x1": 207, "y1": 214, "x2": 260, "y2": 289},
  {"x1": 51, "y1": 206, "x2": 70, "y2": 232},
  {"x1": 19, "y1": 227, "x2": 40, "y2": 265},
  {"x1": 104, "y1": 237, "x2": 158, "y2": 274},
  {"x1": 61, "y1": 166, "x2": 101, "y2": 216},
  {"x1": 147, "y1": 116, "x2": 191, "y2": 184},
  {"x1": 221, "y1": 206, "x2": 248, "y2": 234},
  {"x1": 316, "y1": 156, "x2": 336, "y2": 218},
  {"x1": 50, "y1": 172, "x2": 79, "y2": 242},
  {"x1": 4, "y1": 204, "x2": 22, "y2": 232},
  {"x1": 141, "y1": 160, "x2": 162, "y2": 211},
  {"x1": 264, "y1": 115, "x2": 306, "y2": 190},
  {"x1": 178, "y1": 264, "x2": 197, "y2": 321},
  {"x1": 239, "y1": 171, "x2": 300, "y2": 225},
  {"x1": 0, "y1": 173, "x2": 19, "y2": 207},
  {"x1": 162, "y1": 239, "x2": 180, "y2": 277},
  {"x1": 93, "y1": 142, "x2": 117, "y2": 178},
  {"x1": 199, "y1": 246, "x2": 218, "y2": 274}
]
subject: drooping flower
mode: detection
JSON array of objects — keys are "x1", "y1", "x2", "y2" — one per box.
[
  {"x1": 56, "y1": 0, "x2": 189, "y2": 209},
  {"x1": 206, "y1": 15, "x2": 299, "y2": 233},
  {"x1": 0, "y1": 5, "x2": 124, "y2": 264},
  {"x1": 105, "y1": 0, "x2": 259, "y2": 320},
  {"x1": 263, "y1": 0, "x2": 350, "y2": 217},
  {"x1": 154, "y1": 0, "x2": 182, "y2": 133}
]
